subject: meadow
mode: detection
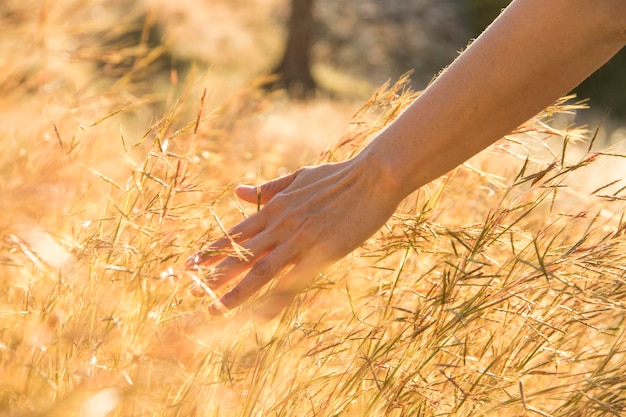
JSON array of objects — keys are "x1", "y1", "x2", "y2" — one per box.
[{"x1": 2, "y1": 1, "x2": 626, "y2": 416}]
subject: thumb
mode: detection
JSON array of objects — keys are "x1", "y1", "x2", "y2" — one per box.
[{"x1": 235, "y1": 170, "x2": 299, "y2": 205}]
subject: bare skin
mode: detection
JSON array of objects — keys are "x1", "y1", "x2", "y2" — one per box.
[{"x1": 186, "y1": 0, "x2": 626, "y2": 318}]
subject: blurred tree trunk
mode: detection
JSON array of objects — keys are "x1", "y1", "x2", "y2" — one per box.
[{"x1": 269, "y1": 0, "x2": 317, "y2": 98}]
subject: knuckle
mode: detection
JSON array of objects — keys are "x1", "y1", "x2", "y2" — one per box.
[
  {"x1": 250, "y1": 257, "x2": 273, "y2": 277},
  {"x1": 223, "y1": 286, "x2": 240, "y2": 303},
  {"x1": 264, "y1": 178, "x2": 284, "y2": 196},
  {"x1": 296, "y1": 165, "x2": 313, "y2": 175},
  {"x1": 265, "y1": 193, "x2": 289, "y2": 211}
]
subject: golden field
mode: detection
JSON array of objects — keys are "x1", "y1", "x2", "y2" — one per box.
[{"x1": 2, "y1": 1, "x2": 626, "y2": 416}]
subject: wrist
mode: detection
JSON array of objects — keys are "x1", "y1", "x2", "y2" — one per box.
[{"x1": 351, "y1": 138, "x2": 417, "y2": 204}]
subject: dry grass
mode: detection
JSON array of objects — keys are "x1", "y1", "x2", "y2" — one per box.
[{"x1": 2, "y1": 1, "x2": 626, "y2": 416}]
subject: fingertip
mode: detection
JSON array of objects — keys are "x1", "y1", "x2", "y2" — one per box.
[
  {"x1": 207, "y1": 300, "x2": 229, "y2": 316},
  {"x1": 207, "y1": 303, "x2": 219, "y2": 316},
  {"x1": 189, "y1": 283, "x2": 206, "y2": 297},
  {"x1": 236, "y1": 171, "x2": 299, "y2": 205},
  {"x1": 185, "y1": 253, "x2": 201, "y2": 269},
  {"x1": 234, "y1": 184, "x2": 258, "y2": 203},
  {"x1": 185, "y1": 249, "x2": 217, "y2": 269},
  {"x1": 186, "y1": 243, "x2": 231, "y2": 269}
]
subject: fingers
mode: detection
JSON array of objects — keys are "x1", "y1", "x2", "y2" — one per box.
[
  {"x1": 187, "y1": 171, "x2": 302, "y2": 296},
  {"x1": 186, "y1": 170, "x2": 301, "y2": 270},
  {"x1": 206, "y1": 243, "x2": 310, "y2": 315},
  {"x1": 185, "y1": 213, "x2": 266, "y2": 269},
  {"x1": 207, "y1": 255, "x2": 320, "y2": 319},
  {"x1": 253, "y1": 263, "x2": 321, "y2": 320},
  {"x1": 187, "y1": 229, "x2": 276, "y2": 298},
  {"x1": 235, "y1": 169, "x2": 299, "y2": 205},
  {"x1": 202, "y1": 231, "x2": 278, "y2": 290}
]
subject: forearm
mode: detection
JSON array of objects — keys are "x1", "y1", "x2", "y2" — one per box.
[{"x1": 360, "y1": 0, "x2": 626, "y2": 198}]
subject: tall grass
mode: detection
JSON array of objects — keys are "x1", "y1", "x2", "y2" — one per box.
[{"x1": 2, "y1": 1, "x2": 626, "y2": 416}]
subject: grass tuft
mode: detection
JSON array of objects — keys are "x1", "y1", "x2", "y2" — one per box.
[{"x1": 2, "y1": 1, "x2": 626, "y2": 416}]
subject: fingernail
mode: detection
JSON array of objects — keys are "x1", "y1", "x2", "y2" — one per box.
[
  {"x1": 207, "y1": 302, "x2": 221, "y2": 316},
  {"x1": 189, "y1": 283, "x2": 206, "y2": 297},
  {"x1": 185, "y1": 253, "x2": 201, "y2": 269}
]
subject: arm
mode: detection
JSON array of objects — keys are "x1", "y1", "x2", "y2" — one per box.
[
  {"x1": 363, "y1": 0, "x2": 626, "y2": 199},
  {"x1": 187, "y1": 0, "x2": 626, "y2": 318}
]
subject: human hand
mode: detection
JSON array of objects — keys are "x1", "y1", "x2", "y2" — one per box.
[{"x1": 185, "y1": 154, "x2": 403, "y2": 319}]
